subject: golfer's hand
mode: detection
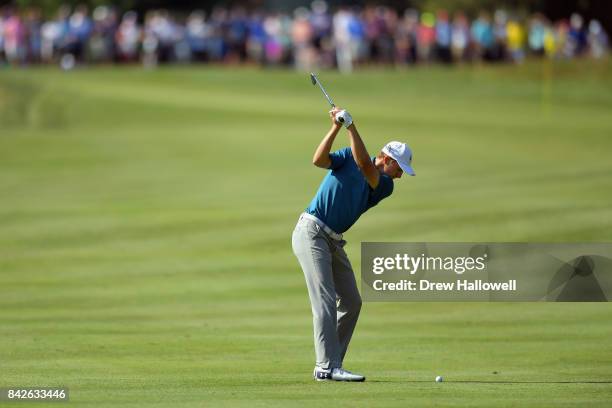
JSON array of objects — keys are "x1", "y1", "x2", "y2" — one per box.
[
  {"x1": 329, "y1": 108, "x2": 342, "y2": 128},
  {"x1": 333, "y1": 108, "x2": 353, "y2": 128}
]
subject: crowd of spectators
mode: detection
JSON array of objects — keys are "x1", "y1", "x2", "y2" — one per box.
[{"x1": 0, "y1": 2, "x2": 608, "y2": 71}]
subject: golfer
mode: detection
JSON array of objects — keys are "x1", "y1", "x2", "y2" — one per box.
[{"x1": 292, "y1": 107, "x2": 415, "y2": 382}]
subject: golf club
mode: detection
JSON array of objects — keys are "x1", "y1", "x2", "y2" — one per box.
[{"x1": 310, "y1": 73, "x2": 344, "y2": 122}]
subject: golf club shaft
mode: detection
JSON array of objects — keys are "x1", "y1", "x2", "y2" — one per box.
[{"x1": 312, "y1": 74, "x2": 335, "y2": 108}]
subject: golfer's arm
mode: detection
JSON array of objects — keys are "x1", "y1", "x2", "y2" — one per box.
[
  {"x1": 347, "y1": 124, "x2": 380, "y2": 189},
  {"x1": 312, "y1": 125, "x2": 341, "y2": 168}
]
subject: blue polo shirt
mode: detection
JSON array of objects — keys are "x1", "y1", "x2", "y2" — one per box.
[{"x1": 306, "y1": 147, "x2": 394, "y2": 233}]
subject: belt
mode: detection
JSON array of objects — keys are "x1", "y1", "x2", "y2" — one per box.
[{"x1": 300, "y1": 213, "x2": 343, "y2": 241}]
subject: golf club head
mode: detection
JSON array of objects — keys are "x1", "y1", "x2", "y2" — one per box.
[{"x1": 310, "y1": 73, "x2": 317, "y2": 85}]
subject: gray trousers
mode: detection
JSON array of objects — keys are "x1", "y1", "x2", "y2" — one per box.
[{"x1": 292, "y1": 215, "x2": 362, "y2": 369}]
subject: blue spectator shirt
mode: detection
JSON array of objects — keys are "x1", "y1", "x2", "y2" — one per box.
[{"x1": 306, "y1": 147, "x2": 394, "y2": 234}]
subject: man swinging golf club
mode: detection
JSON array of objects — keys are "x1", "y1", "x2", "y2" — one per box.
[{"x1": 292, "y1": 105, "x2": 415, "y2": 382}]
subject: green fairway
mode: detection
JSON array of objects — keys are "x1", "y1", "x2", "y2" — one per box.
[{"x1": 1, "y1": 62, "x2": 612, "y2": 407}]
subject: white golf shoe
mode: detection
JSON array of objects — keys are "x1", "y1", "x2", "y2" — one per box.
[
  {"x1": 314, "y1": 367, "x2": 366, "y2": 382},
  {"x1": 314, "y1": 367, "x2": 332, "y2": 381}
]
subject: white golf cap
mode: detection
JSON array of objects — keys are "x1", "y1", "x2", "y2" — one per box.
[{"x1": 382, "y1": 141, "x2": 415, "y2": 176}]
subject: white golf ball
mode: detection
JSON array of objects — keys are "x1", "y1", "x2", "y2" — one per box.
[{"x1": 435, "y1": 375, "x2": 443, "y2": 383}]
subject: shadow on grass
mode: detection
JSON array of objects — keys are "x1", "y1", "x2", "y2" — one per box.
[{"x1": 368, "y1": 380, "x2": 612, "y2": 384}]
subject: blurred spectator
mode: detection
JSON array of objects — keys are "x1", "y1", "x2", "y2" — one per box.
[
  {"x1": 91, "y1": 7, "x2": 107, "y2": 60},
  {"x1": 292, "y1": 7, "x2": 315, "y2": 71},
  {"x1": 185, "y1": 10, "x2": 208, "y2": 62},
  {"x1": 395, "y1": 9, "x2": 418, "y2": 65},
  {"x1": 263, "y1": 13, "x2": 281, "y2": 65},
  {"x1": 40, "y1": 5, "x2": 69, "y2": 63},
  {"x1": 207, "y1": 7, "x2": 226, "y2": 62},
  {"x1": 149, "y1": 10, "x2": 179, "y2": 63},
  {"x1": 528, "y1": 13, "x2": 546, "y2": 56},
  {"x1": 263, "y1": 12, "x2": 291, "y2": 65},
  {"x1": 471, "y1": 11, "x2": 495, "y2": 61},
  {"x1": 90, "y1": 6, "x2": 117, "y2": 62},
  {"x1": 588, "y1": 20, "x2": 608, "y2": 59},
  {"x1": 246, "y1": 10, "x2": 265, "y2": 64},
  {"x1": 310, "y1": 1, "x2": 331, "y2": 51},
  {"x1": 116, "y1": 10, "x2": 140, "y2": 62},
  {"x1": 0, "y1": 9, "x2": 4, "y2": 64},
  {"x1": 141, "y1": 10, "x2": 159, "y2": 67},
  {"x1": 567, "y1": 13, "x2": 587, "y2": 56},
  {"x1": 556, "y1": 19, "x2": 570, "y2": 58},
  {"x1": 377, "y1": 7, "x2": 397, "y2": 64},
  {"x1": 543, "y1": 22, "x2": 557, "y2": 58},
  {"x1": 4, "y1": 7, "x2": 26, "y2": 65},
  {"x1": 417, "y1": 11, "x2": 435, "y2": 62},
  {"x1": 348, "y1": 7, "x2": 366, "y2": 65},
  {"x1": 435, "y1": 9, "x2": 452, "y2": 64},
  {"x1": 64, "y1": 5, "x2": 93, "y2": 62},
  {"x1": 226, "y1": 7, "x2": 248, "y2": 63},
  {"x1": 492, "y1": 10, "x2": 508, "y2": 61},
  {"x1": 0, "y1": 4, "x2": 608, "y2": 70},
  {"x1": 506, "y1": 16, "x2": 526, "y2": 63},
  {"x1": 310, "y1": 1, "x2": 334, "y2": 68},
  {"x1": 24, "y1": 8, "x2": 42, "y2": 63},
  {"x1": 451, "y1": 11, "x2": 470, "y2": 62},
  {"x1": 333, "y1": 7, "x2": 356, "y2": 73}
]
